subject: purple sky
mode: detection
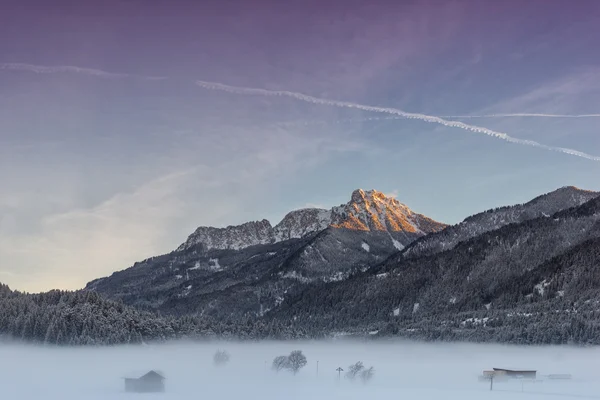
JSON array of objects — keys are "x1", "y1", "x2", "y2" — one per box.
[{"x1": 1, "y1": 0, "x2": 599, "y2": 292}]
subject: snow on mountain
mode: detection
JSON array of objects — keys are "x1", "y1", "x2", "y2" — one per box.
[
  {"x1": 176, "y1": 219, "x2": 274, "y2": 251},
  {"x1": 86, "y1": 185, "x2": 599, "y2": 329},
  {"x1": 274, "y1": 208, "x2": 332, "y2": 241},
  {"x1": 177, "y1": 189, "x2": 446, "y2": 252},
  {"x1": 331, "y1": 189, "x2": 446, "y2": 234},
  {"x1": 403, "y1": 186, "x2": 599, "y2": 259}
]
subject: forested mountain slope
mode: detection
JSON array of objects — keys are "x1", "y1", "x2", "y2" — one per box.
[
  {"x1": 269, "y1": 195, "x2": 600, "y2": 343},
  {"x1": 403, "y1": 186, "x2": 597, "y2": 260}
]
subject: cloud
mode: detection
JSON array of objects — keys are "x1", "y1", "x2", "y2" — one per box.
[
  {"x1": 0, "y1": 122, "x2": 369, "y2": 292},
  {"x1": 384, "y1": 190, "x2": 399, "y2": 199},
  {"x1": 194, "y1": 79, "x2": 600, "y2": 162},
  {"x1": 0, "y1": 168, "x2": 202, "y2": 292},
  {"x1": 0, "y1": 62, "x2": 167, "y2": 80},
  {"x1": 0, "y1": 165, "x2": 271, "y2": 292},
  {"x1": 295, "y1": 203, "x2": 328, "y2": 211},
  {"x1": 4, "y1": 61, "x2": 597, "y2": 162},
  {"x1": 476, "y1": 68, "x2": 600, "y2": 115}
]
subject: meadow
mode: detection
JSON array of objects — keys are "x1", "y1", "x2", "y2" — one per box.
[{"x1": 1, "y1": 340, "x2": 598, "y2": 400}]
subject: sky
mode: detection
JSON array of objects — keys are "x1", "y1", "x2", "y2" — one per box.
[{"x1": 1, "y1": 0, "x2": 599, "y2": 292}]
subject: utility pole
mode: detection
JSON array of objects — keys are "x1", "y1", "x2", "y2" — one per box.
[
  {"x1": 490, "y1": 374, "x2": 494, "y2": 391},
  {"x1": 336, "y1": 367, "x2": 344, "y2": 381},
  {"x1": 316, "y1": 361, "x2": 319, "y2": 377}
]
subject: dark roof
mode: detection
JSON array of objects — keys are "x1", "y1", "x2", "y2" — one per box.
[
  {"x1": 139, "y1": 370, "x2": 165, "y2": 381},
  {"x1": 493, "y1": 368, "x2": 536, "y2": 373}
]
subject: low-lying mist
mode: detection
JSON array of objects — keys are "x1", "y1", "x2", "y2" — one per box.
[{"x1": 2, "y1": 340, "x2": 599, "y2": 399}]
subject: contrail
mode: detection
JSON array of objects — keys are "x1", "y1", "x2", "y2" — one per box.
[
  {"x1": 0, "y1": 63, "x2": 167, "y2": 80},
  {"x1": 2, "y1": 63, "x2": 598, "y2": 161},
  {"x1": 441, "y1": 113, "x2": 600, "y2": 118},
  {"x1": 195, "y1": 80, "x2": 600, "y2": 162},
  {"x1": 278, "y1": 116, "x2": 402, "y2": 127},
  {"x1": 280, "y1": 113, "x2": 600, "y2": 127}
]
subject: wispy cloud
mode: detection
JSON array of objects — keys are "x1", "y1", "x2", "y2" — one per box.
[
  {"x1": 0, "y1": 62, "x2": 167, "y2": 80},
  {"x1": 195, "y1": 80, "x2": 600, "y2": 162},
  {"x1": 384, "y1": 189, "x2": 399, "y2": 199},
  {"x1": 293, "y1": 203, "x2": 328, "y2": 211},
  {"x1": 3, "y1": 61, "x2": 598, "y2": 162},
  {"x1": 0, "y1": 168, "x2": 201, "y2": 291},
  {"x1": 476, "y1": 68, "x2": 600, "y2": 115},
  {"x1": 0, "y1": 122, "x2": 369, "y2": 291}
]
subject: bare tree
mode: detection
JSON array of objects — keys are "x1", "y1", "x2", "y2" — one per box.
[
  {"x1": 287, "y1": 350, "x2": 307, "y2": 375},
  {"x1": 271, "y1": 351, "x2": 307, "y2": 375},
  {"x1": 346, "y1": 361, "x2": 364, "y2": 381},
  {"x1": 213, "y1": 350, "x2": 230, "y2": 366},
  {"x1": 272, "y1": 355, "x2": 288, "y2": 372},
  {"x1": 360, "y1": 366, "x2": 375, "y2": 383}
]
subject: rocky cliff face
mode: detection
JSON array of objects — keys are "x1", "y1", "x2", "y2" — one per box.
[
  {"x1": 274, "y1": 208, "x2": 332, "y2": 241},
  {"x1": 176, "y1": 219, "x2": 274, "y2": 251},
  {"x1": 176, "y1": 189, "x2": 447, "y2": 252},
  {"x1": 330, "y1": 189, "x2": 446, "y2": 234}
]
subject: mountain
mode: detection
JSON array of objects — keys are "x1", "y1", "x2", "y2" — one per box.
[
  {"x1": 269, "y1": 191, "x2": 600, "y2": 343},
  {"x1": 8, "y1": 186, "x2": 600, "y2": 346},
  {"x1": 176, "y1": 219, "x2": 275, "y2": 251},
  {"x1": 86, "y1": 189, "x2": 446, "y2": 318},
  {"x1": 176, "y1": 189, "x2": 446, "y2": 252},
  {"x1": 274, "y1": 208, "x2": 331, "y2": 241},
  {"x1": 403, "y1": 186, "x2": 598, "y2": 260},
  {"x1": 330, "y1": 189, "x2": 443, "y2": 236}
]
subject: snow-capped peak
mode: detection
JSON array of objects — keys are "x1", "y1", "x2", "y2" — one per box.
[
  {"x1": 177, "y1": 189, "x2": 446, "y2": 251},
  {"x1": 331, "y1": 189, "x2": 446, "y2": 234}
]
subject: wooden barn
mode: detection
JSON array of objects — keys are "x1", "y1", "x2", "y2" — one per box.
[
  {"x1": 493, "y1": 368, "x2": 536, "y2": 379},
  {"x1": 124, "y1": 370, "x2": 165, "y2": 393}
]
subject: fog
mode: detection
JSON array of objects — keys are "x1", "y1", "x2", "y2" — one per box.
[{"x1": 2, "y1": 340, "x2": 599, "y2": 399}]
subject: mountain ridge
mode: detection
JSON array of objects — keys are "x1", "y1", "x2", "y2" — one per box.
[
  {"x1": 401, "y1": 185, "x2": 598, "y2": 260},
  {"x1": 268, "y1": 190, "x2": 600, "y2": 339},
  {"x1": 6, "y1": 185, "x2": 600, "y2": 346},
  {"x1": 85, "y1": 188, "x2": 446, "y2": 318},
  {"x1": 176, "y1": 189, "x2": 447, "y2": 252}
]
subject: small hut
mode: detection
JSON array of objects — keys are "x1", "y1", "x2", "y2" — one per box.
[{"x1": 124, "y1": 370, "x2": 165, "y2": 393}]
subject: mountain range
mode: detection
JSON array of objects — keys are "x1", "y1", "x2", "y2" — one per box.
[
  {"x1": 3, "y1": 185, "x2": 600, "y2": 345},
  {"x1": 176, "y1": 189, "x2": 445, "y2": 252},
  {"x1": 85, "y1": 189, "x2": 446, "y2": 317},
  {"x1": 271, "y1": 187, "x2": 600, "y2": 342}
]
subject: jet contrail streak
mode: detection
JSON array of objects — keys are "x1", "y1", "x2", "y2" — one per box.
[
  {"x1": 441, "y1": 113, "x2": 600, "y2": 118},
  {"x1": 2, "y1": 63, "x2": 598, "y2": 161},
  {"x1": 280, "y1": 113, "x2": 600, "y2": 127},
  {"x1": 0, "y1": 63, "x2": 167, "y2": 80},
  {"x1": 195, "y1": 80, "x2": 600, "y2": 162}
]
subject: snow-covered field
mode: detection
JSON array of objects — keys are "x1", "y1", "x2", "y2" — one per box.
[{"x1": 2, "y1": 340, "x2": 599, "y2": 400}]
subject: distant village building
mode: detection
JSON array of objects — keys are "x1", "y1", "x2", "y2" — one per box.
[
  {"x1": 493, "y1": 368, "x2": 536, "y2": 379},
  {"x1": 124, "y1": 370, "x2": 165, "y2": 393}
]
